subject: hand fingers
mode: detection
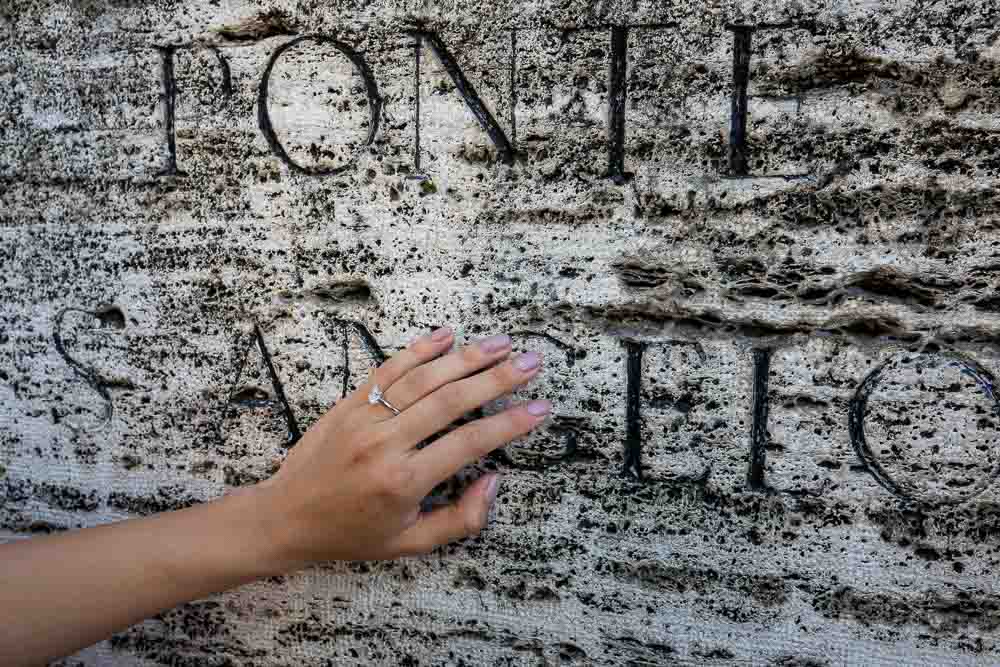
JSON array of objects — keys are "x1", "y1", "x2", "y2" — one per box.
[
  {"x1": 387, "y1": 352, "x2": 544, "y2": 445},
  {"x1": 341, "y1": 327, "x2": 454, "y2": 415},
  {"x1": 390, "y1": 474, "x2": 500, "y2": 555},
  {"x1": 314, "y1": 328, "x2": 452, "y2": 434},
  {"x1": 409, "y1": 401, "x2": 550, "y2": 493},
  {"x1": 382, "y1": 334, "x2": 513, "y2": 411}
]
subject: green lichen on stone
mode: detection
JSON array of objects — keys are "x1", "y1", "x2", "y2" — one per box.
[{"x1": 419, "y1": 178, "x2": 438, "y2": 196}]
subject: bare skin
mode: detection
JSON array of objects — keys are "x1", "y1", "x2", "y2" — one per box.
[{"x1": 0, "y1": 328, "x2": 548, "y2": 666}]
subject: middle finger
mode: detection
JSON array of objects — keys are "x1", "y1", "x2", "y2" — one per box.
[
  {"x1": 380, "y1": 334, "x2": 514, "y2": 412},
  {"x1": 384, "y1": 350, "x2": 543, "y2": 445}
]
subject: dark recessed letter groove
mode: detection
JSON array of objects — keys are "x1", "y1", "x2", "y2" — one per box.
[
  {"x1": 607, "y1": 25, "x2": 629, "y2": 184},
  {"x1": 157, "y1": 45, "x2": 183, "y2": 177},
  {"x1": 728, "y1": 26, "x2": 752, "y2": 177},
  {"x1": 848, "y1": 350, "x2": 1000, "y2": 508},
  {"x1": 157, "y1": 45, "x2": 232, "y2": 177},
  {"x1": 623, "y1": 340, "x2": 645, "y2": 481},
  {"x1": 747, "y1": 348, "x2": 771, "y2": 490},
  {"x1": 413, "y1": 33, "x2": 423, "y2": 172},
  {"x1": 413, "y1": 31, "x2": 515, "y2": 166},
  {"x1": 221, "y1": 323, "x2": 302, "y2": 448},
  {"x1": 258, "y1": 35, "x2": 383, "y2": 176},
  {"x1": 52, "y1": 308, "x2": 116, "y2": 429}
]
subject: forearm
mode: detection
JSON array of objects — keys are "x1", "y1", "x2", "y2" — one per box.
[
  {"x1": 0, "y1": 331, "x2": 533, "y2": 665},
  {"x1": 0, "y1": 488, "x2": 284, "y2": 666}
]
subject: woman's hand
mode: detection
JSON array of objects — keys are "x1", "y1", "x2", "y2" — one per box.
[
  {"x1": 255, "y1": 328, "x2": 549, "y2": 568},
  {"x1": 0, "y1": 327, "x2": 548, "y2": 666}
]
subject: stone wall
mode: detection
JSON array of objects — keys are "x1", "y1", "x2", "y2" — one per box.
[{"x1": 4, "y1": 0, "x2": 1000, "y2": 664}]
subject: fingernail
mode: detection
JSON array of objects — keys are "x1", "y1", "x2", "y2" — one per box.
[
  {"x1": 484, "y1": 474, "x2": 501, "y2": 523},
  {"x1": 478, "y1": 334, "x2": 512, "y2": 353},
  {"x1": 526, "y1": 400, "x2": 551, "y2": 416},
  {"x1": 514, "y1": 351, "x2": 541, "y2": 372},
  {"x1": 431, "y1": 326, "x2": 452, "y2": 341}
]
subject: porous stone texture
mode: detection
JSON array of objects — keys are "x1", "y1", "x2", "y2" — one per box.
[{"x1": 4, "y1": 0, "x2": 1000, "y2": 664}]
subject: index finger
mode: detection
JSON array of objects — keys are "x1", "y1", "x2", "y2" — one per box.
[{"x1": 386, "y1": 351, "x2": 543, "y2": 446}]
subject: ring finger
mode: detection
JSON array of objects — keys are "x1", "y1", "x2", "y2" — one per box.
[
  {"x1": 374, "y1": 334, "x2": 514, "y2": 416},
  {"x1": 333, "y1": 327, "x2": 455, "y2": 427}
]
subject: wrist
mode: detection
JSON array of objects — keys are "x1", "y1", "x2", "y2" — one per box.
[{"x1": 213, "y1": 484, "x2": 300, "y2": 580}]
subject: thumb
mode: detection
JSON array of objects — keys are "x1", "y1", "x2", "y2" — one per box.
[{"x1": 390, "y1": 474, "x2": 501, "y2": 556}]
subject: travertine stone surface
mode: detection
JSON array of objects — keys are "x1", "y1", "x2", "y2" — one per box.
[{"x1": 4, "y1": 0, "x2": 1000, "y2": 664}]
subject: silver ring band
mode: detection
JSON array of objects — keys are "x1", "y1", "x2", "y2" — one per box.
[{"x1": 367, "y1": 384, "x2": 401, "y2": 416}]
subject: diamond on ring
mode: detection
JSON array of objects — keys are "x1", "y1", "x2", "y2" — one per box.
[{"x1": 368, "y1": 384, "x2": 401, "y2": 415}]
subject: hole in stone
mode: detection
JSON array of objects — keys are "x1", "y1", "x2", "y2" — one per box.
[
  {"x1": 309, "y1": 279, "x2": 372, "y2": 303},
  {"x1": 231, "y1": 386, "x2": 271, "y2": 406},
  {"x1": 95, "y1": 306, "x2": 126, "y2": 329}
]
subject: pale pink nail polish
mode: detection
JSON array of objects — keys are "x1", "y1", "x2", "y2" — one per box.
[
  {"x1": 526, "y1": 400, "x2": 551, "y2": 416},
  {"x1": 484, "y1": 474, "x2": 501, "y2": 524},
  {"x1": 514, "y1": 351, "x2": 540, "y2": 371},
  {"x1": 479, "y1": 334, "x2": 512, "y2": 352},
  {"x1": 431, "y1": 326, "x2": 452, "y2": 341},
  {"x1": 485, "y1": 474, "x2": 500, "y2": 506}
]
